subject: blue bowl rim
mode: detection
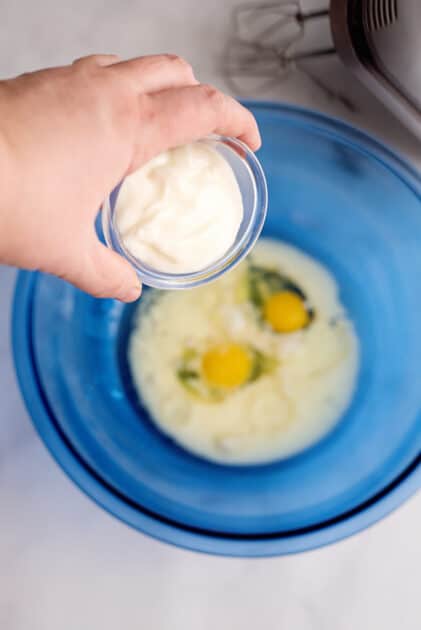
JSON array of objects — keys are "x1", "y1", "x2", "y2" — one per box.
[{"x1": 12, "y1": 102, "x2": 421, "y2": 557}]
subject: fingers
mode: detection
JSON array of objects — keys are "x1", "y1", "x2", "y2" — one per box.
[
  {"x1": 73, "y1": 53, "x2": 198, "y2": 94},
  {"x1": 108, "y1": 54, "x2": 198, "y2": 93},
  {"x1": 71, "y1": 56, "x2": 260, "y2": 175},
  {"x1": 61, "y1": 238, "x2": 141, "y2": 302},
  {"x1": 131, "y1": 84, "x2": 261, "y2": 169}
]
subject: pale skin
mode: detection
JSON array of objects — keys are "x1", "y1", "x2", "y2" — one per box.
[{"x1": 0, "y1": 54, "x2": 261, "y2": 302}]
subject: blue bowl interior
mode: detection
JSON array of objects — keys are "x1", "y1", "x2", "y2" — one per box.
[{"x1": 19, "y1": 104, "x2": 421, "y2": 542}]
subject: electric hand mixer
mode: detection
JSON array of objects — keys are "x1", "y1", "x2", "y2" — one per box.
[{"x1": 226, "y1": 0, "x2": 421, "y2": 140}]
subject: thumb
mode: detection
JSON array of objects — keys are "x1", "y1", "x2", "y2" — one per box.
[{"x1": 64, "y1": 239, "x2": 142, "y2": 302}]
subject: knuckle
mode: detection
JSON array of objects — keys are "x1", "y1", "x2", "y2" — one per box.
[
  {"x1": 162, "y1": 53, "x2": 182, "y2": 64},
  {"x1": 169, "y1": 54, "x2": 193, "y2": 73},
  {"x1": 163, "y1": 53, "x2": 181, "y2": 62},
  {"x1": 73, "y1": 53, "x2": 119, "y2": 67},
  {"x1": 72, "y1": 54, "x2": 96, "y2": 68},
  {"x1": 72, "y1": 56, "x2": 84, "y2": 66},
  {"x1": 200, "y1": 84, "x2": 224, "y2": 108},
  {"x1": 159, "y1": 54, "x2": 194, "y2": 80}
]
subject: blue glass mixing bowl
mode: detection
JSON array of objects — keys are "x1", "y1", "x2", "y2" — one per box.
[{"x1": 13, "y1": 104, "x2": 421, "y2": 556}]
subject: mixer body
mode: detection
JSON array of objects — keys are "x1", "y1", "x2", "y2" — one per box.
[{"x1": 331, "y1": 0, "x2": 421, "y2": 139}]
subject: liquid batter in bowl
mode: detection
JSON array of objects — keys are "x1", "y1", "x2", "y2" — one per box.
[{"x1": 128, "y1": 238, "x2": 359, "y2": 464}]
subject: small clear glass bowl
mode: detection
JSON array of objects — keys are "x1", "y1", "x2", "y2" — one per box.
[{"x1": 101, "y1": 136, "x2": 268, "y2": 289}]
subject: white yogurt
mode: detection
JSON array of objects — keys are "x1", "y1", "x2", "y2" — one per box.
[{"x1": 115, "y1": 142, "x2": 244, "y2": 274}]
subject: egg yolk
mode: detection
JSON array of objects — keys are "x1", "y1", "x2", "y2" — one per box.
[
  {"x1": 202, "y1": 343, "x2": 252, "y2": 388},
  {"x1": 263, "y1": 290, "x2": 309, "y2": 333}
]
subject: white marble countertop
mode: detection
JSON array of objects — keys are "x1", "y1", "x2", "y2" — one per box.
[{"x1": 1, "y1": 1, "x2": 420, "y2": 629}]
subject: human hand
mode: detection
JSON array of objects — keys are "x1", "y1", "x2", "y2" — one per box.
[{"x1": 0, "y1": 54, "x2": 261, "y2": 301}]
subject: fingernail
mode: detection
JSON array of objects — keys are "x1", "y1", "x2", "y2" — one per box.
[{"x1": 121, "y1": 285, "x2": 142, "y2": 302}]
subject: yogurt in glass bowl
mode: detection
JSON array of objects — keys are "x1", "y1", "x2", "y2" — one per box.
[{"x1": 101, "y1": 136, "x2": 268, "y2": 289}]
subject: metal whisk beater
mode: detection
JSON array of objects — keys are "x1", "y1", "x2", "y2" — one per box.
[{"x1": 224, "y1": 1, "x2": 355, "y2": 111}]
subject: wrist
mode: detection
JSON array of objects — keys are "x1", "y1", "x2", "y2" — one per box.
[
  {"x1": 0, "y1": 86, "x2": 18, "y2": 203},
  {"x1": 0, "y1": 86, "x2": 21, "y2": 262}
]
